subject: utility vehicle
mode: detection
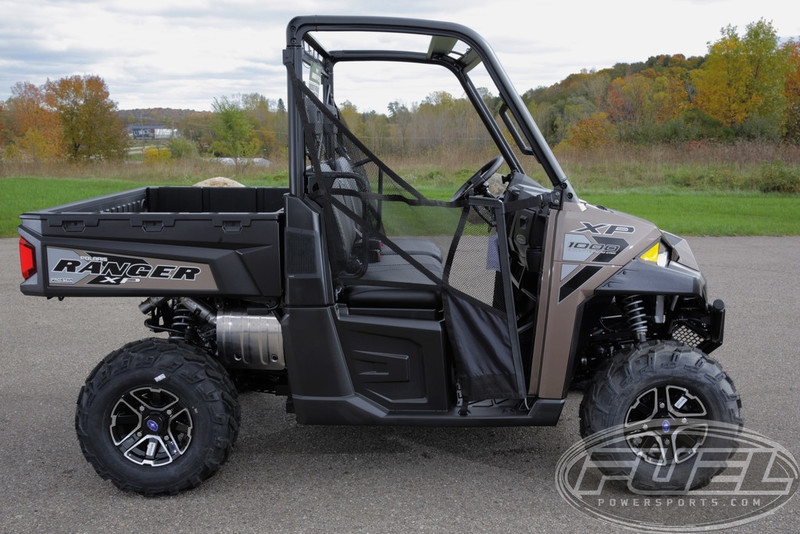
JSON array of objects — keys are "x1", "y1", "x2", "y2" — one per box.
[{"x1": 18, "y1": 16, "x2": 741, "y2": 495}]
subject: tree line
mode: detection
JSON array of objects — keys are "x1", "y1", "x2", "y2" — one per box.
[
  {"x1": 0, "y1": 76, "x2": 291, "y2": 164},
  {"x1": 526, "y1": 20, "x2": 800, "y2": 147},
  {"x1": 307, "y1": 19, "x2": 800, "y2": 155},
  {"x1": 1, "y1": 19, "x2": 798, "y2": 165}
]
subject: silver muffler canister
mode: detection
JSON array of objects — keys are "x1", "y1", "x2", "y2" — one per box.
[{"x1": 216, "y1": 311, "x2": 285, "y2": 370}]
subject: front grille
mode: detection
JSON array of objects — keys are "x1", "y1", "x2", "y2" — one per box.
[{"x1": 671, "y1": 324, "x2": 705, "y2": 347}]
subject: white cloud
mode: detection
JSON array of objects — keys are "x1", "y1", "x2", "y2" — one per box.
[{"x1": 1, "y1": 0, "x2": 798, "y2": 111}]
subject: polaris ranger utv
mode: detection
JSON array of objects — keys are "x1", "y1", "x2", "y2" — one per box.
[{"x1": 17, "y1": 16, "x2": 741, "y2": 495}]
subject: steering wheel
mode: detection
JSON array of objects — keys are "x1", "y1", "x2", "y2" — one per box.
[{"x1": 449, "y1": 155, "x2": 504, "y2": 202}]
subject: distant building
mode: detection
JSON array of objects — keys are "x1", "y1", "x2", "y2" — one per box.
[{"x1": 126, "y1": 126, "x2": 178, "y2": 140}]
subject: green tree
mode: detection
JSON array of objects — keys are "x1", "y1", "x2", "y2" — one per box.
[
  {"x1": 167, "y1": 137, "x2": 198, "y2": 159},
  {"x1": 553, "y1": 95, "x2": 596, "y2": 143},
  {"x1": 44, "y1": 75, "x2": 127, "y2": 160},
  {"x1": 692, "y1": 20, "x2": 791, "y2": 131},
  {"x1": 210, "y1": 96, "x2": 261, "y2": 173},
  {"x1": 339, "y1": 100, "x2": 365, "y2": 138},
  {"x1": 177, "y1": 111, "x2": 214, "y2": 153},
  {"x1": 387, "y1": 101, "x2": 412, "y2": 154},
  {"x1": 241, "y1": 92, "x2": 280, "y2": 158}
]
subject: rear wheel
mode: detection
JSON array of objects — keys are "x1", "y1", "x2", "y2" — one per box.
[
  {"x1": 75, "y1": 338, "x2": 240, "y2": 496},
  {"x1": 580, "y1": 340, "x2": 742, "y2": 492}
]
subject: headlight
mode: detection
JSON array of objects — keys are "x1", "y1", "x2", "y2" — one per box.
[{"x1": 640, "y1": 241, "x2": 670, "y2": 267}]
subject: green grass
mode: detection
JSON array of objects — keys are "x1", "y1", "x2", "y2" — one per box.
[
  {"x1": 581, "y1": 190, "x2": 800, "y2": 236},
  {"x1": 4, "y1": 177, "x2": 148, "y2": 236},
  {"x1": 2, "y1": 176, "x2": 799, "y2": 238}
]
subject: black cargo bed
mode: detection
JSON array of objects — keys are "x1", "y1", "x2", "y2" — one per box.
[{"x1": 19, "y1": 186, "x2": 289, "y2": 298}]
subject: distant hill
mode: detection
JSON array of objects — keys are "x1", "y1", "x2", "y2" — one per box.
[{"x1": 118, "y1": 108, "x2": 212, "y2": 127}]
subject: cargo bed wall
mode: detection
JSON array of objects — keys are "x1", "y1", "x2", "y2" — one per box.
[{"x1": 19, "y1": 186, "x2": 289, "y2": 299}]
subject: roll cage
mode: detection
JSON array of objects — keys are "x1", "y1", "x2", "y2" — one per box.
[{"x1": 283, "y1": 15, "x2": 574, "y2": 202}]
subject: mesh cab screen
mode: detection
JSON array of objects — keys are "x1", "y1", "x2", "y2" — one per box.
[{"x1": 292, "y1": 73, "x2": 526, "y2": 400}]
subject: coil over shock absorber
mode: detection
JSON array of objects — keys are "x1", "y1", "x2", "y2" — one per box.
[
  {"x1": 622, "y1": 295, "x2": 648, "y2": 343},
  {"x1": 138, "y1": 296, "x2": 217, "y2": 342},
  {"x1": 170, "y1": 303, "x2": 194, "y2": 340},
  {"x1": 170, "y1": 297, "x2": 218, "y2": 341}
]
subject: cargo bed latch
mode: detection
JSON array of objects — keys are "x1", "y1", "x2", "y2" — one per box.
[
  {"x1": 61, "y1": 220, "x2": 85, "y2": 232},
  {"x1": 222, "y1": 220, "x2": 243, "y2": 233},
  {"x1": 141, "y1": 220, "x2": 164, "y2": 232}
]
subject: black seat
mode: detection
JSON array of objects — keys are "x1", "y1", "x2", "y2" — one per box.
[
  {"x1": 305, "y1": 106, "x2": 443, "y2": 309},
  {"x1": 321, "y1": 161, "x2": 442, "y2": 308},
  {"x1": 342, "y1": 254, "x2": 442, "y2": 308}
]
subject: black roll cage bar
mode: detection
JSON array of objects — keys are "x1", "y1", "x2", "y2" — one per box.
[{"x1": 284, "y1": 15, "x2": 573, "y2": 202}]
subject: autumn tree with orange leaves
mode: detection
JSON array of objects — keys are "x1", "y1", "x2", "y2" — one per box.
[
  {"x1": 44, "y1": 75, "x2": 128, "y2": 160},
  {"x1": 4, "y1": 82, "x2": 64, "y2": 161}
]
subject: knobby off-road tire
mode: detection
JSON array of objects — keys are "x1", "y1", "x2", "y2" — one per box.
[
  {"x1": 75, "y1": 338, "x2": 240, "y2": 496},
  {"x1": 580, "y1": 340, "x2": 742, "y2": 492}
]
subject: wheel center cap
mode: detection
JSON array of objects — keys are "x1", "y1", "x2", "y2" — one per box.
[
  {"x1": 662, "y1": 420, "x2": 671, "y2": 433},
  {"x1": 146, "y1": 418, "x2": 160, "y2": 432}
]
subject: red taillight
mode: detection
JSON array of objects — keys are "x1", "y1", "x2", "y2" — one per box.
[{"x1": 19, "y1": 237, "x2": 37, "y2": 280}]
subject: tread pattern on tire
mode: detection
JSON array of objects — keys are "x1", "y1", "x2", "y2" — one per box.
[
  {"x1": 579, "y1": 340, "x2": 742, "y2": 491},
  {"x1": 75, "y1": 338, "x2": 240, "y2": 496}
]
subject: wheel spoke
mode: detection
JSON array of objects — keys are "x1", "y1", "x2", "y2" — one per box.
[
  {"x1": 116, "y1": 434, "x2": 140, "y2": 455},
  {"x1": 645, "y1": 434, "x2": 668, "y2": 465},
  {"x1": 109, "y1": 386, "x2": 193, "y2": 467},
  {"x1": 625, "y1": 383, "x2": 709, "y2": 466},
  {"x1": 626, "y1": 430, "x2": 668, "y2": 464},
  {"x1": 666, "y1": 386, "x2": 707, "y2": 418},
  {"x1": 110, "y1": 397, "x2": 142, "y2": 446},
  {"x1": 671, "y1": 422, "x2": 709, "y2": 463},
  {"x1": 624, "y1": 387, "x2": 658, "y2": 427}
]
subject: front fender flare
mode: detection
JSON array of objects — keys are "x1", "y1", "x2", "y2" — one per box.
[{"x1": 594, "y1": 259, "x2": 706, "y2": 298}]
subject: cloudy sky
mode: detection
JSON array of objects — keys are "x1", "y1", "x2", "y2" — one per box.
[{"x1": 2, "y1": 0, "x2": 799, "y2": 113}]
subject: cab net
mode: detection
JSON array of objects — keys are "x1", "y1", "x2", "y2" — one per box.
[{"x1": 292, "y1": 73, "x2": 527, "y2": 401}]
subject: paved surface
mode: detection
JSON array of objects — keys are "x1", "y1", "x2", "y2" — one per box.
[{"x1": 1, "y1": 236, "x2": 798, "y2": 533}]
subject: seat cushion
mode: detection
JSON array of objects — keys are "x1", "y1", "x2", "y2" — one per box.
[
  {"x1": 382, "y1": 237, "x2": 443, "y2": 262},
  {"x1": 342, "y1": 254, "x2": 442, "y2": 308},
  {"x1": 361, "y1": 253, "x2": 442, "y2": 283},
  {"x1": 343, "y1": 286, "x2": 440, "y2": 308}
]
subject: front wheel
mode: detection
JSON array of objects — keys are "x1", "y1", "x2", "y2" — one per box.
[
  {"x1": 580, "y1": 340, "x2": 742, "y2": 492},
  {"x1": 75, "y1": 338, "x2": 240, "y2": 496}
]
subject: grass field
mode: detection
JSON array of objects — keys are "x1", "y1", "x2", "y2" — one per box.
[
  {"x1": 2, "y1": 142, "x2": 799, "y2": 237},
  {"x1": 2, "y1": 176, "x2": 798, "y2": 238},
  {"x1": 581, "y1": 190, "x2": 800, "y2": 236}
]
